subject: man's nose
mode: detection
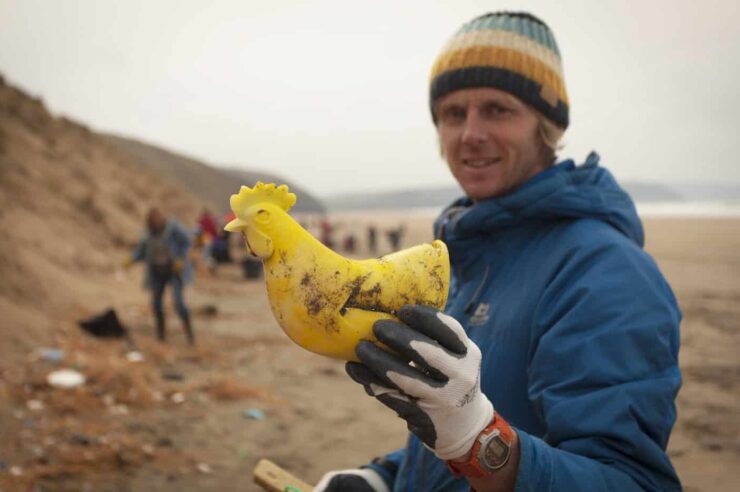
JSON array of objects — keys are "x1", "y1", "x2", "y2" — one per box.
[{"x1": 461, "y1": 111, "x2": 486, "y2": 144}]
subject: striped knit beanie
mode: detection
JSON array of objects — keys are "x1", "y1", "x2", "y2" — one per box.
[{"x1": 429, "y1": 12, "x2": 569, "y2": 128}]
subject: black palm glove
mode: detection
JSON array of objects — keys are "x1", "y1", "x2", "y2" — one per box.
[
  {"x1": 313, "y1": 467, "x2": 389, "y2": 492},
  {"x1": 346, "y1": 305, "x2": 494, "y2": 460}
]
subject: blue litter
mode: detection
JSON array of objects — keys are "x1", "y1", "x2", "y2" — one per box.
[
  {"x1": 242, "y1": 408, "x2": 266, "y2": 421},
  {"x1": 39, "y1": 348, "x2": 65, "y2": 363}
]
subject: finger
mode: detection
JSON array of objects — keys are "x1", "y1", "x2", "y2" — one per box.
[
  {"x1": 372, "y1": 320, "x2": 448, "y2": 383},
  {"x1": 375, "y1": 393, "x2": 437, "y2": 449},
  {"x1": 397, "y1": 305, "x2": 467, "y2": 355},
  {"x1": 345, "y1": 361, "x2": 400, "y2": 395},
  {"x1": 355, "y1": 340, "x2": 441, "y2": 391}
]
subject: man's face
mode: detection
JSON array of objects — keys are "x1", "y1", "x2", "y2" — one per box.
[
  {"x1": 435, "y1": 87, "x2": 550, "y2": 201},
  {"x1": 148, "y1": 210, "x2": 166, "y2": 233}
]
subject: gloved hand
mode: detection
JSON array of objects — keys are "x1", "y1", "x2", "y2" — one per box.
[
  {"x1": 172, "y1": 258, "x2": 184, "y2": 274},
  {"x1": 314, "y1": 467, "x2": 390, "y2": 492},
  {"x1": 346, "y1": 305, "x2": 494, "y2": 460},
  {"x1": 121, "y1": 256, "x2": 134, "y2": 269}
]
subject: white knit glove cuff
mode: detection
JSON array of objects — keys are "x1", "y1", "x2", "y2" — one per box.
[{"x1": 431, "y1": 397, "x2": 495, "y2": 460}]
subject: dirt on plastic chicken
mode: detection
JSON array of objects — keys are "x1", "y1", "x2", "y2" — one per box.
[{"x1": 224, "y1": 182, "x2": 450, "y2": 361}]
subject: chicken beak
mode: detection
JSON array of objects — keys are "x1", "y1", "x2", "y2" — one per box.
[{"x1": 224, "y1": 218, "x2": 247, "y2": 232}]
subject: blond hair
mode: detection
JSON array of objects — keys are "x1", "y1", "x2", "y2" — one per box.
[
  {"x1": 537, "y1": 113, "x2": 565, "y2": 161},
  {"x1": 498, "y1": 93, "x2": 563, "y2": 156}
]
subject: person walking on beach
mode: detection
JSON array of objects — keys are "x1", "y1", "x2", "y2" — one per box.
[
  {"x1": 385, "y1": 225, "x2": 405, "y2": 251},
  {"x1": 126, "y1": 207, "x2": 195, "y2": 345},
  {"x1": 315, "y1": 11, "x2": 681, "y2": 492},
  {"x1": 367, "y1": 224, "x2": 378, "y2": 254},
  {"x1": 320, "y1": 217, "x2": 335, "y2": 250}
]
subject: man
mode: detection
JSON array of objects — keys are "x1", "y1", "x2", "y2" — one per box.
[
  {"x1": 127, "y1": 207, "x2": 195, "y2": 345},
  {"x1": 315, "y1": 11, "x2": 681, "y2": 492}
]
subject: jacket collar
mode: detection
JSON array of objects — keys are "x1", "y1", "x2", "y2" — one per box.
[{"x1": 436, "y1": 152, "x2": 644, "y2": 260}]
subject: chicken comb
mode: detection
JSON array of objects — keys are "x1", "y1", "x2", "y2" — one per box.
[{"x1": 229, "y1": 182, "x2": 297, "y2": 215}]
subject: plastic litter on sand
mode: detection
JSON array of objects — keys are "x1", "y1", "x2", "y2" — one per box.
[
  {"x1": 242, "y1": 408, "x2": 266, "y2": 421},
  {"x1": 46, "y1": 369, "x2": 86, "y2": 389}
]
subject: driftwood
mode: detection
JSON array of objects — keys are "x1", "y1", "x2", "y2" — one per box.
[{"x1": 253, "y1": 459, "x2": 314, "y2": 492}]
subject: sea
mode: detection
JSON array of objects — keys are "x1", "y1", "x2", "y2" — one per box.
[
  {"x1": 634, "y1": 201, "x2": 740, "y2": 218},
  {"x1": 395, "y1": 201, "x2": 740, "y2": 218}
]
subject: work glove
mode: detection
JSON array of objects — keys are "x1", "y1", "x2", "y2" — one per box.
[
  {"x1": 121, "y1": 256, "x2": 134, "y2": 269},
  {"x1": 346, "y1": 305, "x2": 494, "y2": 460},
  {"x1": 314, "y1": 467, "x2": 389, "y2": 492},
  {"x1": 172, "y1": 258, "x2": 184, "y2": 274}
]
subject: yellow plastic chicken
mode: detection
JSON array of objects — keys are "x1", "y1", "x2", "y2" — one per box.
[{"x1": 224, "y1": 182, "x2": 450, "y2": 361}]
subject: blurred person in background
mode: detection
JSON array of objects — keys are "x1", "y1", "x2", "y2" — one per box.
[
  {"x1": 211, "y1": 211, "x2": 237, "y2": 264},
  {"x1": 197, "y1": 207, "x2": 219, "y2": 241},
  {"x1": 315, "y1": 11, "x2": 681, "y2": 492},
  {"x1": 196, "y1": 207, "x2": 219, "y2": 273},
  {"x1": 385, "y1": 224, "x2": 405, "y2": 251},
  {"x1": 367, "y1": 224, "x2": 378, "y2": 254},
  {"x1": 125, "y1": 207, "x2": 195, "y2": 345},
  {"x1": 320, "y1": 217, "x2": 335, "y2": 250}
]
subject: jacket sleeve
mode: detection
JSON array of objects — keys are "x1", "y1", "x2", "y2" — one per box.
[
  {"x1": 169, "y1": 221, "x2": 192, "y2": 259},
  {"x1": 131, "y1": 236, "x2": 147, "y2": 262},
  {"x1": 364, "y1": 448, "x2": 405, "y2": 487},
  {"x1": 514, "y1": 235, "x2": 681, "y2": 491}
]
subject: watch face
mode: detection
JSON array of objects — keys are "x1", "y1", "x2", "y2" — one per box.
[{"x1": 479, "y1": 430, "x2": 511, "y2": 471}]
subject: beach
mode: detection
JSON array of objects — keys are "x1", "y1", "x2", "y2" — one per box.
[{"x1": 0, "y1": 214, "x2": 737, "y2": 492}]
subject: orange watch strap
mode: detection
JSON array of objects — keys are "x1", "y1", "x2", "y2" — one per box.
[{"x1": 446, "y1": 414, "x2": 515, "y2": 479}]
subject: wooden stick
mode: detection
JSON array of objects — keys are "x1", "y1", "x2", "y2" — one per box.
[{"x1": 254, "y1": 458, "x2": 315, "y2": 492}]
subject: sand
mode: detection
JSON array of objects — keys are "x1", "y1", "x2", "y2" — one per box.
[
  {"x1": 1, "y1": 212, "x2": 737, "y2": 492},
  {"x1": 2, "y1": 73, "x2": 737, "y2": 491},
  {"x1": 642, "y1": 218, "x2": 740, "y2": 491}
]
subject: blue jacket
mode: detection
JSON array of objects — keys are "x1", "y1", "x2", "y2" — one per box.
[
  {"x1": 131, "y1": 219, "x2": 194, "y2": 288},
  {"x1": 369, "y1": 153, "x2": 681, "y2": 491}
]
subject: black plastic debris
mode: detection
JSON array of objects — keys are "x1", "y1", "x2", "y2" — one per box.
[
  {"x1": 78, "y1": 308, "x2": 128, "y2": 338},
  {"x1": 160, "y1": 368, "x2": 185, "y2": 381}
]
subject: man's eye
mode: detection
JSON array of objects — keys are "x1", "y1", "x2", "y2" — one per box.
[
  {"x1": 440, "y1": 107, "x2": 466, "y2": 124},
  {"x1": 483, "y1": 103, "x2": 510, "y2": 117}
]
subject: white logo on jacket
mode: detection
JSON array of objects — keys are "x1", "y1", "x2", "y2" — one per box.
[{"x1": 469, "y1": 303, "x2": 490, "y2": 327}]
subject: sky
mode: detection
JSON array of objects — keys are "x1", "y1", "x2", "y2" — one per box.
[{"x1": 1, "y1": 0, "x2": 738, "y2": 197}]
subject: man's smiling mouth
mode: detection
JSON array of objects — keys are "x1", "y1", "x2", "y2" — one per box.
[{"x1": 462, "y1": 158, "x2": 502, "y2": 169}]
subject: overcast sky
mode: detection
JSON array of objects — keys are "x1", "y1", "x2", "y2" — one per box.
[{"x1": 1, "y1": 0, "x2": 738, "y2": 197}]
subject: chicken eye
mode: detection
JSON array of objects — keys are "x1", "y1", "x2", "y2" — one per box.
[{"x1": 255, "y1": 209, "x2": 271, "y2": 225}]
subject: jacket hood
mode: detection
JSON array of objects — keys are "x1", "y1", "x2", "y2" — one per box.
[{"x1": 436, "y1": 152, "x2": 644, "y2": 247}]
